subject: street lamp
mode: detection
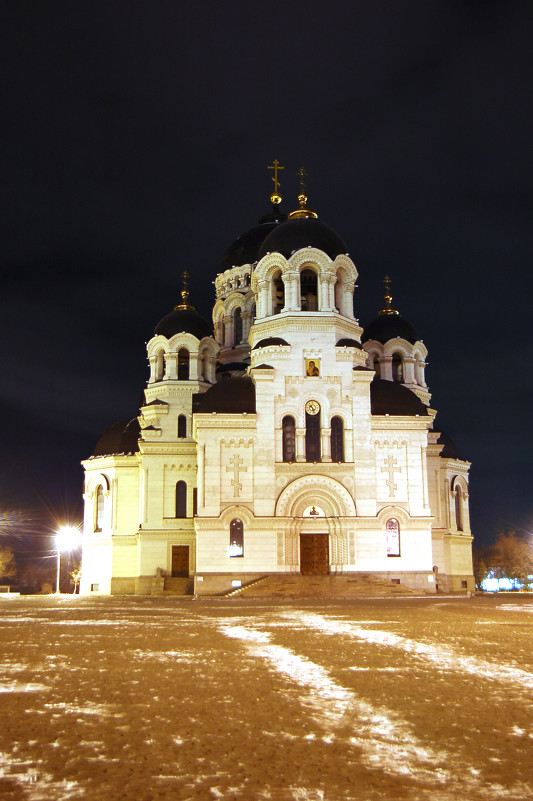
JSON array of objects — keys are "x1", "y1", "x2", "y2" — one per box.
[{"x1": 55, "y1": 526, "x2": 80, "y2": 594}]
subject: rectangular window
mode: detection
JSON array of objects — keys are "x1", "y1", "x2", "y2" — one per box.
[{"x1": 90, "y1": 583, "x2": 99, "y2": 592}]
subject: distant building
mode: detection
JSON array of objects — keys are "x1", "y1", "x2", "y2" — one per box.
[{"x1": 80, "y1": 175, "x2": 473, "y2": 595}]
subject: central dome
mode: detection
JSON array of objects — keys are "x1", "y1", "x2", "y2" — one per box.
[
  {"x1": 257, "y1": 217, "x2": 348, "y2": 261},
  {"x1": 221, "y1": 209, "x2": 286, "y2": 271}
]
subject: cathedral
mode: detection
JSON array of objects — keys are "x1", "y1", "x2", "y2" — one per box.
[{"x1": 80, "y1": 168, "x2": 474, "y2": 596}]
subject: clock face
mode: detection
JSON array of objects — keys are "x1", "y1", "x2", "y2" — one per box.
[{"x1": 305, "y1": 400, "x2": 320, "y2": 415}]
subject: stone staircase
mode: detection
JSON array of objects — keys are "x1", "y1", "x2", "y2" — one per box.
[
  {"x1": 225, "y1": 573, "x2": 424, "y2": 599},
  {"x1": 163, "y1": 577, "x2": 194, "y2": 596}
]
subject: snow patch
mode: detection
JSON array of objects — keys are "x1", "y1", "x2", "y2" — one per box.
[{"x1": 290, "y1": 612, "x2": 533, "y2": 691}]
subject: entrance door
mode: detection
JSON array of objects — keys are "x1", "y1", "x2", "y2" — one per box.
[
  {"x1": 300, "y1": 534, "x2": 329, "y2": 575},
  {"x1": 171, "y1": 545, "x2": 189, "y2": 577}
]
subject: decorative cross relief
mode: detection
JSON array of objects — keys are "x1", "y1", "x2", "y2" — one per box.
[
  {"x1": 226, "y1": 454, "x2": 247, "y2": 498},
  {"x1": 381, "y1": 455, "x2": 401, "y2": 498}
]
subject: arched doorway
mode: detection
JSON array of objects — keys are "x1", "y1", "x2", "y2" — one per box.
[
  {"x1": 275, "y1": 476, "x2": 356, "y2": 574},
  {"x1": 299, "y1": 504, "x2": 329, "y2": 574}
]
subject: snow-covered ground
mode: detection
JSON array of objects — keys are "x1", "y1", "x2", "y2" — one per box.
[{"x1": 1, "y1": 594, "x2": 532, "y2": 800}]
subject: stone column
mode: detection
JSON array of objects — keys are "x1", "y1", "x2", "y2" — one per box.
[
  {"x1": 285, "y1": 271, "x2": 300, "y2": 310},
  {"x1": 321, "y1": 428, "x2": 332, "y2": 462},
  {"x1": 242, "y1": 310, "x2": 252, "y2": 341},
  {"x1": 148, "y1": 355, "x2": 158, "y2": 383},
  {"x1": 223, "y1": 314, "x2": 232, "y2": 347},
  {"x1": 381, "y1": 355, "x2": 393, "y2": 381},
  {"x1": 257, "y1": 280, "x2": 269, "y2": 318},
  {"x1": 404, "y1": 357, "x2": 416, "y2": 385},
  {"x1": 165, "y1": 353, "x2": 177, "y2": 380},
  {"x1": 189, "y1": 351, "x2": 199, "y2": 380},
  {"x1": 295, "y1": 428, "x2": 306, "y2": 462}
]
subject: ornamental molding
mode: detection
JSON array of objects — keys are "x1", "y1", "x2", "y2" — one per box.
[
  {"x1": 194, "y1": 415, "x2": 257, "y2": 428},
  {"x1": 224, "y1": 292, "x2": 254, "y2": 315},
  {"x1": 287, "y1": 248, "x2": 333, "y2": 272},
  {"x1": 375, "y1": 439, "x2": 408, "y2": 449},
  {"x1": 110, "y1": 536, "x2": 137, "y2": 546},
  {"x1": 275, "y1": 474, "x2": 356, "y2": 518},
  {"x1": 251, "y1": 315, "x2": 357, "y2": 340},
  {"x1": 83, "y1": 455, "x2": 138, "y2": 468},
  {"x1": 145, "y1": 386, "x2": 200, "y2": 400},
  {"x1": 139, "y1": 442, "x2": 198, "y2": 456},
  {"x1": 371, "y1": 417, "x2": 432, "y2": 430},
  {"x1": 220, "y1": 438, "x2": 254, "y2": 447},
  {"x1": 136, "y1": 529, "x2": 195, "y2": 539},
  {"x1": 84, "y1": 472, "x2": 111, "y2": 496}
]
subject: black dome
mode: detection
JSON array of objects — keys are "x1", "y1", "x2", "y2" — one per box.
[
  {"x1": 154, "y1": 308, "x2": 212, "y2": 340},
  {"x1": 252, "y1": 337, "x2": 290, "y2": 349},
  {"x1": 436, "y1": 430, "x2": 462, "y2": 460},
  {"x1": 370, "y1": 379, "x2": 428, "y2": 416},
  {"x1": 362, "y1": 314, "x2": 420, "y2": 345},
  {"x1": 336, "y1": 338, "x2": 363, "y2": 349},
  {"x1": 257, "y1": 217, "x2": 348, "y2": 260},
  {"x1": 195, "y1": 376, "x2": 256, "y2": 413},
  {"x1": 221, "y1": 210, "x2": 286, "y2": 271},
  {"x1": 92, "y1": 418, "x2": 140, "y2": 457},
  {"x1": 215, "y1": 361, "x2": 249, "y2": 379}
]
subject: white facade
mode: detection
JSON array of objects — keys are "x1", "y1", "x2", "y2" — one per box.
[{"x1": 80, "y1": 200, "x2": 473, "y2": 595}]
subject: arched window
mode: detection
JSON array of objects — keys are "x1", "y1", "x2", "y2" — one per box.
[
  {"x1": 178, "y1": 415, "x2": 187, "y2": 438},
  {"x1": 176, "y1": 481, "x2": 187, "y2": 518},
  {"x1": 94, "y1": 485, "x2": 104, "y2": 532},
  {"x1": 373, "y1": 356, "x2": 381, "y2": 378},
  {"x1": 229, "y1": 519, "x2": 244, "y2": 557},
  {"x1": 234, "y1": 307, "x2": 243, "y2": 344},
  {"x1": 282, "y1": 416, "x2": 296, "y2": 462},
  {"x1": 273, "y1": 271, "x2": 284, "y2": 314},
  {"x1": 331, "y1": 416, "x2": 344, "y2": 462},
  {"x1": 251, "y1": 303, "x2": 256, "y2": 324},
  {"x1": 221, "y1": 321, "x2": 226, "y2": 346},
  {"x1": 155, "y1": 350, "x2": 165, "y2": 381},
  {"x1": 455, "y1": 485, "x2": 464, "y2": 531},
  {"x1": 178, "y1": 348, "x2": 190, "y2": 380},
  {"x1": 301, "y1": 269, "x2": 318, "y2": 311},
  {"x1": 392, "y1": 353, "x2": 403, "y2": 382},
  {"x1": 305, "y1": 402, "x2": 321, "y2": 462},
  {"x1": 200, "y1": 349, "x2": 209, "y2": 381},
  {"x1": 386, "y1": 518, "x2": 400, "y2": 556}
]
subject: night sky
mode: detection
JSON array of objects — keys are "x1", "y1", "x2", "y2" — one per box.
[{"x1": 1, "y1": 2, "x2": 531, "y2": 547}]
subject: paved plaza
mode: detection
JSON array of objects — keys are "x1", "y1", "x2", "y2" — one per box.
[{"x1": 1, "y1": 594, "x2": 532, "y2": 800}]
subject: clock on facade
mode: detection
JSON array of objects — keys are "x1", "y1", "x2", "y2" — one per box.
[{"x1": 305, "y1": 400, "x2": 320, "y2": 415}]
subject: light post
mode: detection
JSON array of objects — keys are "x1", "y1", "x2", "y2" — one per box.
[{"x1": 55, "y1": 526, "x2": 80, "y2": 594}]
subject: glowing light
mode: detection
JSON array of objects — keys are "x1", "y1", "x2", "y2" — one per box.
[
  {"x1": 55, "y1": 526, "x2": 81, "y2": 552},
  {"x1": 55, "y1": 526, "x2": 81, "y2": 594}
]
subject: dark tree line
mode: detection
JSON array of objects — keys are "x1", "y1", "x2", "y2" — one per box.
[
  {"x1": 0, "y1": 542, "x2": 81, "y2": 594},
  {"x1": 473, "y1": 531, "x2": 533, "y2": 591}
]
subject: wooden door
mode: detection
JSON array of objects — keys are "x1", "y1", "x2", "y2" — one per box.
[
  {"x1": 171, "y1": 545, "x2": 189, "y2": 577},
  {"x1": 300, "y1": 534, "x2": 329, "y2": 575}
]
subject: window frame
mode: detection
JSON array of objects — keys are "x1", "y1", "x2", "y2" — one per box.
[
  {"x1": 386, "y1": 518, "x2": 401, "y2": 557},
  {"x1": 229, "y1": 518, "x2": 244, "y2": 557}
]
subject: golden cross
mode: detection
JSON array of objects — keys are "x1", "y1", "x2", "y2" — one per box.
[
  {"x1": 268, "y1": 159, "x2": 284, "y2": 194},
  {"x1": 297, "y1": 166, "x2": 308, "y2": 189}
]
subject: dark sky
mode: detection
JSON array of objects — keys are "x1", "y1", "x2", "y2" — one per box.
[{"x1": 1, "y1": 1, "x2": 531, "y2": 547}]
